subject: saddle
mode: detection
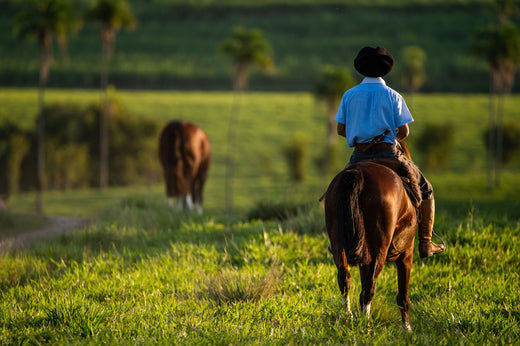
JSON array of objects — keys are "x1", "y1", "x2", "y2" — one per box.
[
  {"x1": 358, "y1": 157, "x2": 422, "y2": 209},
  {"x1": 318, "y1": 157, "x2": 422, "y2": 209}
]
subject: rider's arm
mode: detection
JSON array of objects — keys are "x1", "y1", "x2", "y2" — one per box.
[
  {"x1": 337, "y1": 123, "x2": 346, "y2": 137},
  {"x1": 396, "y1": 124, "x2": 409, "y2": 141}
]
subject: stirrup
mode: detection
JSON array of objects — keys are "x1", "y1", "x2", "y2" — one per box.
[
  {"x1": 432, "y1": 230, "x2": 446, "y2": 249},
  {"x1": 419, "y1": 231, "x2": 446, "y2": 258}
]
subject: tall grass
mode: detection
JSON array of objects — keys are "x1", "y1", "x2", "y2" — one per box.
[{"x1": 0, "y1": 194, "x2": 518, "y2": 343}]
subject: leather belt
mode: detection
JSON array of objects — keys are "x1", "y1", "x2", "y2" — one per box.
[{"x1": 354, "y1": 142, "x2": 394, "y2": 153}]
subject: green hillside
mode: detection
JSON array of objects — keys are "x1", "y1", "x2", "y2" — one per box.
[{"x1": 0, "y1": 0, "x2": 508, "y2": 92}]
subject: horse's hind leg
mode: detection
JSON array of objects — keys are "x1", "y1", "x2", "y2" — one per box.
[
  {"x1": 191, "y1": 178, "x2": 203, "y2": 214},
  {"x1": 164, "y1": 167, "x2": 176, "y2": 207},
  {"x1": 176, "y1": 194, "x2": 194, "y2": 211},
  {"x1": 192, "y1": 160, "x2": 210, "y2": 215},
  {"x1": 337, "y1": 265, "x2": 352, "y2": 317},
  {"x1": 359, "y1": 258, "x2": 384, "y2": 318},
  {"x1": 396, "y1": 249, "x2": 413, "y2": 332},
  {"x1": 176, "y1": 196, "x2": 184, "y2": 211}
]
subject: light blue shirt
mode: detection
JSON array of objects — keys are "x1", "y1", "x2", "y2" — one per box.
[{"x1": 334, "y1": 77, "x2": 414, "y2": 147}]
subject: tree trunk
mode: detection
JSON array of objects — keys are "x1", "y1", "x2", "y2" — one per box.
[
  {"x1": 487, "y1": 73, "x2": 497, "y2": 191},
  {"x1": 36, "y1": 80, "x2": 45, "y2": 214},
  {"x1": 495, "y1": 65, "x2": 516, "y2": 188},
  {"x1": 233, "y1": 62, "x2": 248, "y2": 91},
  {"x1": 99, "y1": 30, "x2": 112, "y2": 189},
  {"x1": 225, "y1": 88, "x2": 243, "y2": 213},
  {"x1": 495, "y1": 93, "x2": 505, "y2": 187},
  {"x1": 327, "y1": 98, "x2": 338, "y2": 145},
  {"x1": 36, "y1": 32, "x2": 52, "y2": 215}
]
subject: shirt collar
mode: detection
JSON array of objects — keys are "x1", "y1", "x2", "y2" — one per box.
[{"x1": 361, "y1": 77, "x2": 386, "y2": 85}]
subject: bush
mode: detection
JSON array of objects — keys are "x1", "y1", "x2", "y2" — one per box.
[
  {"x1": 45, "y1": 139, "x2": 90, "y2": 190},
  {"x1": 0, "y1": 123, "x2": 33, "y2": 194},
  {"x1": 42, "y1": 101, "x2": 162, "y2": 188},
  {"x1": 202, "y1": 266, "x2": 281, "y2": 304},
  {"x1": 314, "y1": 141, "x2": 342, "y2": 177},
  {"x1": 44, "y1": 103, "x2": 98, "y2": 188},
  {"x1": 484, "y1": 121, "x2": 520, "y2": 167},
  {"x1": 106, "y1": 109, "x2": 162, "y2": 186},
  {"x1": 282, "y1": 132, "x2": 310, "y2": 182},
  {"x1": 415, "y1": 122, "x2": 455, "y2": 171},
  {"x1": 280, "y1": 203, "x2": 325, "y2": 235},
  {"x1": 246, "y1": 200, "x2": 313, "y2": 221},
  {"x1": 0, "y1": 101, "x2": 164, "y2": 192}
]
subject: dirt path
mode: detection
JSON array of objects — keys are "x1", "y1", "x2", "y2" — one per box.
[{"x1": 0, "y1": 216, "x2": 90, "y2": 253}]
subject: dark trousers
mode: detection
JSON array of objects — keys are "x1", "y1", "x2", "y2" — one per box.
[{"x1": 349, "y1": 146, "x2": 434, "y2": 200}]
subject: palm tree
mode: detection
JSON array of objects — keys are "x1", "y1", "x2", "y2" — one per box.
[
  {"x1": 314, "y1": 65, "x2": 354, "y2": 176},
  {"x1": 85, "y1": 0, "x2": 137, "y2": 188},
  {"x1": 491, "y1": 0, "x2": 518, "y2": 24},
  {"x1": 220, "y1": 26, "x2": 274, "y2": 92},
  {"x1": 472, "y1": 23, "x2": 520, "y2": 189},
  {"x1": 14, "y1": 0, "x2": 77, "y2": 214},
  {"x1": 400, "y1": 45, "x2": 426, "y2": 110},
  {"x1": 315, "y1": 65, "x2": 354, "y2": 145},
  {"x1": 219, "y1": 26, "x2": 274, "y2": 212}
]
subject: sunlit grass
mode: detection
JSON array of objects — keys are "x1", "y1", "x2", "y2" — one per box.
[{"x1": 0, "y1": 195, "x2": 518, "y2": 343}]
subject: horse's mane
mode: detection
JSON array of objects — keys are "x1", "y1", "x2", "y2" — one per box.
[{"x1": 397, "y1": 140, "x2": 411, "y2": 160}]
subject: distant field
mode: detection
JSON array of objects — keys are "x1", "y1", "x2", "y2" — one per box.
[
  {"x1": 2, "y1": 88, "x2": 520, "y2": 170},
  {"x1": 1, "y1": 88, "x2": 520, "y2": 217},
  {"x1": 0, "y1": 0, "x2": 508, "y2": 92}
]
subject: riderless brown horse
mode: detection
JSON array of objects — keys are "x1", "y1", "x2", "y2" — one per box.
[
  {"x1": 0, "y1": 194, "x2": 8, "y2": 211},
  {"x1": 159, "y1": 121, "x2": 211, "y2": 214},
  {"x1": 323, "y1": 142, "x2": 417, "y2": 331}
]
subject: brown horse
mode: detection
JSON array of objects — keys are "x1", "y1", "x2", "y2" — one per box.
[
  {"x1": 0, "y1": 194, "x2": 8, "y2": 211},
  {"x1": 323, "y1": 144, "x2": 417, "y2": 331},
  {"x1": 159, "y1": 121, "x2": 211, "y2": 214}
]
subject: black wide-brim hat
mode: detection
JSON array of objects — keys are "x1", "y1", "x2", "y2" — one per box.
[{"x1": 354, "y1": 46, "x2": 394, "y2": 77}]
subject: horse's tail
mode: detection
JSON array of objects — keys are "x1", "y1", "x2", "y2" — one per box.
[
  {"x1": 336, "y1": 168, "x2": 369, "y2": 266},
  {"x1": 159, "y1": 121, "x2": 189, "y2": 196}
]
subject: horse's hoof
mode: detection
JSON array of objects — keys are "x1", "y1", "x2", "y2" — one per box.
[{"x1": 402, "y1": 322, "x2": 412, "y2": 333}]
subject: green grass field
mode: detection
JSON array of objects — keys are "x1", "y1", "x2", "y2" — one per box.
[
  {"x1": 1, "y1": 88, "x2": 520, "y2": 215},
  {"x1": 2, "y1": 0, "x2": 519, "y2": 342},
  {"x1": 0, "y1": 88, "x2": 519, "y2": 343},
  {"x1": 0, "y1": 189, "x2": 519, "y2": 343}
]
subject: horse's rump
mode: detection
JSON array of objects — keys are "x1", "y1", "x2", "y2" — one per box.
[
  {"x1": 325, "y1": 161, "x2": 417, "y2": 267},
  {"x1": 158, "y1": 121, "x2": 211, "y2": 198}
]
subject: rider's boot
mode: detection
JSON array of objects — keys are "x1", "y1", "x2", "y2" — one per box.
[{"x1": 418, "y1": 199, "x2": 446, "y2": 258}]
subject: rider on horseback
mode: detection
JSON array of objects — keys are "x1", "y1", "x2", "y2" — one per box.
[{"x1": 334, "y1": 46, "x2": 445, "y2": 258}]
